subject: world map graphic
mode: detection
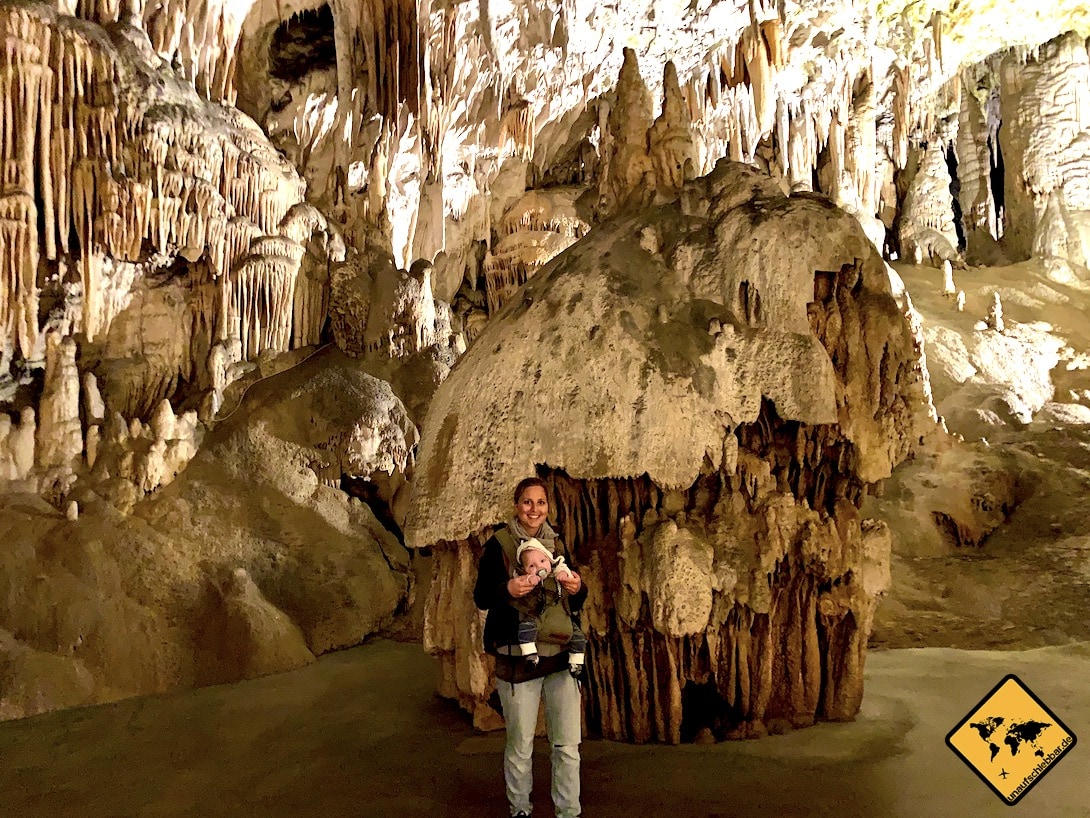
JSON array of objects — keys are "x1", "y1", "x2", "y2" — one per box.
[{"x1": 969, "y1": 716, "x2": 1052, "y2": 762}]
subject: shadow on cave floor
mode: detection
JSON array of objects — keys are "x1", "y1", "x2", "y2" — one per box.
[{"x1": 0, "y1": 639, "x2": 1087, "y2": 817}]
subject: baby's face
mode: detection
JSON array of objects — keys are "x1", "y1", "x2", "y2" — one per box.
[{"x1": 521, "y1": 550, "x2": 552, "y2": 576}]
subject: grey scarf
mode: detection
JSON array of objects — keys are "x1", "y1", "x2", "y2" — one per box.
[{"x1": 509, "y1": 516, "x2": 559, "y2": 552}]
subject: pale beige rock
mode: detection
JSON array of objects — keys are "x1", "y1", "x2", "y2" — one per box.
[
  {"x1": 408, "y1": 162, "x2": 927, "y2": 548},
  {"x1": 0, "y1": 630, "x2": 96, "y2": 721},
  {"x1": 35, "y1": 334, "x2": 82, "y2": 475},
  {"x1": 899, "y1": 142, "x2": 961, "y2": 267},
  {"x1": 208, "y1": 568, "x2": 316, "y2": 682},
  {"x1": 646, "y1": 520, "x2": 714, "y2": 637},
  {"x1": 1000, "y1": 32, "x2": 1090, "y2": 271}
]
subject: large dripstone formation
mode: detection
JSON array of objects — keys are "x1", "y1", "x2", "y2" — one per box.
[
  {"x1": 899, "y1": 140, "x2": 962, "y2": 266},
  {"x1": 405, "y1": 160, "x2": 935, "y2": 740}
]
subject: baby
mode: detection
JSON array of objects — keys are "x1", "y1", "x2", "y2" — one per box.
[{"x1": 514, "y1": 538, "x2": 587, "y2": 677}]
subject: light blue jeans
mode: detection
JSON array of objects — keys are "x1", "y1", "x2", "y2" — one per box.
[{"x1": 496, "y1": 670, "x2": 582, "y2": 818}]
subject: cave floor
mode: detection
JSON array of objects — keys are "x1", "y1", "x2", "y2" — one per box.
[
  {"x1": 0, "y1": 639, "x2": 1087, "y2": 818},
  {"x1": 869, "y1": 421, "x2": 1090, "y2": 653}
]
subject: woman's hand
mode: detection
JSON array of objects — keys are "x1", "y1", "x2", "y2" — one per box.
[
  {"x1": 507, "y1": 574, "x2": 538, "y2": 597},
  {"x1": 557, "y1": 570, "x2": 581, "y2": 594}
]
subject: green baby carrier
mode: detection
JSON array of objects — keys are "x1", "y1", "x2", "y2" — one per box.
[{"x1": 495, "y1": 527, "x2": 574, "y2": 646}]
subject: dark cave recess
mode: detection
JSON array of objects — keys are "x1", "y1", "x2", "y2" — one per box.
[{"x1": 269, "y1": 5, "x2": 337, "y2": 83}]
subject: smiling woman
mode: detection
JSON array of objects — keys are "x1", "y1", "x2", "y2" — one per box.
[{"x1": 473, "y1": 477, "x2": 589, "y2": 818}]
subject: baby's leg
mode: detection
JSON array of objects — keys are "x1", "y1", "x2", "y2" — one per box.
[
  {"x1": 568, "y1": 624, "x2": 586, "y2": 677},
  {"x1": 517, "y1": 614, "x2": 540, "y2": 666}
]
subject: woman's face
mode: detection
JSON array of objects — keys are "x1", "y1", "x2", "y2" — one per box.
[{"x1": 515, "y1": 485, "x2": 549, "y2": 535}]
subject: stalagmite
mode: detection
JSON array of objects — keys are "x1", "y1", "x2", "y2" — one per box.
[
  {"x1": 35, "y1": 333, "x2": 82, "y2": 476},
  {"x1": 407, "y1": 162, "x2": 935, "y2": 742},
  {"x1": 899, "y1": 141, "x2": 961, "y2": 266},
  {"x1": 10, "y1": 407, "x2": 36, "y2": 480},
  {"x1": 85, "y1": 424, "x2": 99, "y2": 470},
  {"x1": 956, "y1": 69, "x2": 1001, "y2": 260},
  {"x1": 942, "y1": 260, "x2": 956, "y2": 295},
  {"x1": 987, "y1": 291, "x2": 1005, "y2": 332},
  {"x1": 597, "y1": 48, "x2": 653, "y2": 218},
  {"x1": 787, "y1": 110, "x2": 814, "y2": 192},
  {"x1": 649, "y1": 62, "x2": 697, "y2": 201}
]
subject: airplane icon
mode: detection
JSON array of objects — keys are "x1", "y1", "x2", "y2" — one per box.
[{"x1": 999, "y1": 769, "x2": 1009, "y2": 779}]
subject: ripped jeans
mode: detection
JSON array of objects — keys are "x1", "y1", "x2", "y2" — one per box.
[{"x1": 495, "y1": 669, "x2": 582, "y2": 818}]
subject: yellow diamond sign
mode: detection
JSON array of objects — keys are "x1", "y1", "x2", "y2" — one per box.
[{"x1": 946, "y1": 674, "x2": 1076, "y2": 805}]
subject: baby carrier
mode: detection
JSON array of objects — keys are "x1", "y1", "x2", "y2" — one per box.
[{"x1": 495, "y1": 528, "x2": 574, "y2": 646}]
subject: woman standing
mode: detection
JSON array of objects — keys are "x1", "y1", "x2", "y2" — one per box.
[{"x1": 474, "y1": 477, "x2": 587, "y2": 818}]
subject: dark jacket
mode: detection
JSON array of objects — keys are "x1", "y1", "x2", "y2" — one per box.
[{"x1": 473, "y1": 525, "x2": 589, "y2": 683}]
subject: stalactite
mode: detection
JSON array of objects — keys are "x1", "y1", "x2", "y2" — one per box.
[
  {"x1": 930, "y1": 12, "x2": 944, "y2": 75},
  {"x1": 0, "y1": 2, "x2": 326, "y2": 452},
  {"x1": 141, "y1": 0, "x2": 242, "y2": 104},
  {"x1": 499, "y1": 99, "x2": 534, "y2": 160},
  {"x1": 892, "y1": 64, "x2": 910, "y2": 170},
  {"x1": 0, "y1": 9, "x2": 50, "y2": 362},
  {"x1": 848, "y1": 72, "x2": 877, "y2": 215},
  {"x1": 330, "y1": 0, "x2": 421, "y2": 125},
  {"x1": 0, "y1": 194, "x2": 39, "y2": 361},
  {"x1": 508, "y1": 434, "x2": 883, "y2": 743},
  {"x1": 742, "y1": 22, "x2": 777, "y2": 136}
]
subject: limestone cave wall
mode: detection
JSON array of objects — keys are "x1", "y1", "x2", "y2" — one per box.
[{"x1": 0, "y1": 0, "x2": 1088, "y2": 728}]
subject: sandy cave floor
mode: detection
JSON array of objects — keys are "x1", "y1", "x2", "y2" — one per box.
[
  {"x1": 0, "y1": 638, "x2": 1087, "y2": 818},
  {"x1": 868, "y1": 423, "x2": 1090, "y2": 651}
]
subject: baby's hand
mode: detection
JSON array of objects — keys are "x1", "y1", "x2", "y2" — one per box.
[
  {"x1": 527, "y1": 572, "x2": 543, "y2": 587},
  {"x1": 552, "y1": 556, "x2": 572, "y2": 582}
]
